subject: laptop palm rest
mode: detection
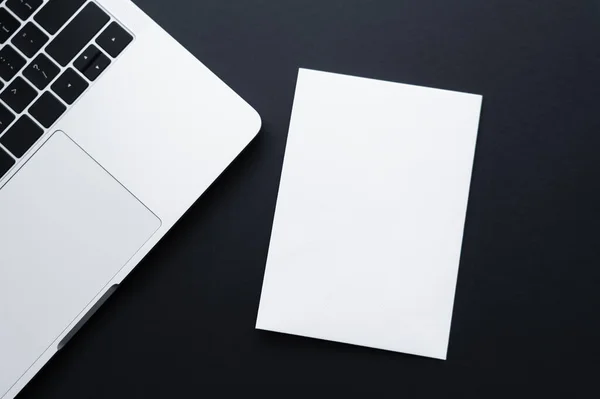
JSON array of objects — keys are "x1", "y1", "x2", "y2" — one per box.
[{"x1": 0, "y1": 132, "x2": 160, "y2": 397}]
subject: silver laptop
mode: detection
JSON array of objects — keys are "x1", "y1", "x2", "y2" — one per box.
[{"x1": 0, "y1": 0, "x2": 261, "y2": 397}]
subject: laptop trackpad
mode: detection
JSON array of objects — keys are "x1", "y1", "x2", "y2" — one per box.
[{"x1": 0, "y1": 132, "x2": 160, "y2": 396}]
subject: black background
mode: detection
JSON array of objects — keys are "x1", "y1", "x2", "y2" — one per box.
[{"x1": 19, "y1": 0, "x2": 600, "y2": 396}]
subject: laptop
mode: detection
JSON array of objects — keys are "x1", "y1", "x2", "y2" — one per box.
[{"x1": 0, "y1": 0, "x2": 261, "y2": 397}]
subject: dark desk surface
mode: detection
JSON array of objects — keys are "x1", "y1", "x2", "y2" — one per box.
[{"x1": 20, "y1": 0, "x2": 600, "y2": 396}]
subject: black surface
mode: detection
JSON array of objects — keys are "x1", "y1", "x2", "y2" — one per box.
[
  {"x1": 79, "y1": 50, "x2": 110, "y2": 82},
  {"x1": 1, "y1": 77, "x2": 37, "y2": 113},
  {"x1": 29, "y1": 92, "x2": 66, "y2": 128},
  {"x1": 34, "y1": 0, "x2": 86, "y2": 35},
  {"x1": 12, "y1": 22, "x2": 48, "y2": 58},
  {"x1": 23, "y1": 54, "x2": 60, "y2": 90},
  {"x1": 6, "y1": 0, "x2": 43, "y2": 21},
  {"x1": 0, "y1": 7, "x2": 20, "y2": 44},
  {"x1": 0, "y1": 145, "x2": 14, "y2": 178},
  {"x1": 74, "y1": 44, "x2": 111, "y2": 81},
  {"x1": 51, "y1": 67, "x2": 88, "y2": 105},
  {"x1": 17, "y1": 0, "x2": 600, "y2": 396},
  {"x1": 45, "y1": 2, "x2": 109, "y2": 67},
  {"x1": 0, "y1": 45, "x2": 26, "y2": 81},
  {"x1": 0, "y1": 102, "x2": 15, "y2": 135},
  {"x1": 1, "y1": 115, "x2": 42, "y2": 158},
  {"x1": 96, "y1": 22, "x2": 133, "y2": 58}
]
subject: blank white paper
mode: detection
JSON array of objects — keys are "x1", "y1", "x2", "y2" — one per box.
[{"x1": 256, "y1": 69, "x2": 482, "y2": 360}]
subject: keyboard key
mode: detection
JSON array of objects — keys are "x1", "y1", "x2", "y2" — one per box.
[
  {"x1": 0, "y1": 102, "x2": 15, "y2": 134},
  {"x1": 0, "y1": 45, "x2": 26, "y2": 81},
  {"x1": 45, "y1": 3, "x2": 109, "y2": 66},
  {"x1": 75, "y1": 46, "x2": 110, "y2": 81},
  {"x1": 1, "y1": 76, "x2": 37, "y2": 113},
  {"x1": 96, "y1": 22, "x2": 133, "y2": 58},
  {"x1": 51, "y1": 68, "x2": 88, "y2": 104},
  {"x1": 12, "y1": 22, "x2": 49, "y2": 58},
  {"x1": 0, "y1": 81, "x2": 3, "y2": 91},
  {"x1": 29, "y1": 91, "x2": 65, "y2": 128},
  {"x1": 0, "y1": 114, "x2": 42, "y2": 157},
  {"x1": 34, "y1": 0, "x2": 86, "y2": 35},
  {"x1": 0, "y1": 8, "x2": 20, "y2": 43},
  {"x1": 6, "y1": 0, "x2": 43, "y2": 20},
  {"x1": 73, "y1": 44, "x2": 100, "y2": 72},
  {"x1": 0, "y1": 147, "x2": 15, "y2": 179},
  {"x1": 23, "y1": 53, "x2": 60, "y2": 90},
  {"x1": 82, "y1": 53, "x2": 110, "y2": 81}
]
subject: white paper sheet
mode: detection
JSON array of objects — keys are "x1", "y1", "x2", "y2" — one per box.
[{"x1": 256, "y1": 69, "x2": 482, "y2": 360}]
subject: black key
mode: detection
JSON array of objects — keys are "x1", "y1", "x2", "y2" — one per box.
[
  {"x1": 82, "y1": 52, "x2": 110, "y2": 81},
  {"x1": 6, "y1": 0, "x2": 43, "y2": 20},
  {"x1": 0, "y1": 8, "x2": 20, "y2": 43},
  {"x1": 96, "y1": 22, "x2": 133, "y2": 58},
  {"x1": 0, "y1": 101, "x2": 15, "y2": 134},
  {"x1": 1, "y1": 76, "x2": 37, "y2": 113},
  {"x1": 0, "y1": 45, "x2": 25, "y2": 81},
  {"x1": 51, "y1": 68, "x2": 87, "y2": 104},
  {"x1": 29, "y1": 91, "x2": 65, "y2": 128},
  {"x1": 73, "y1": 44, "x2": 99, "y2": 72},
  {"x1": 0, "y1": 147, "x2": 15, "y2": 179},
  {"x1": 12, "y1": 22, "x2": 48, "y2": 58},
  {"x1": 23, "y1": 53, "x2": 60, "y2": 90},
  {"x1": 34, "y1": 0, "x2": 86, "y2": 35},
  {"x1": 76, "y1": 46, "x2": 110, "y2": 81},
  {"x1": 45, "y1": 3, "x2": 109, "y2": 66},
  {"x1": 0, "y1": 114, "x2": 42, "y2": 157}
]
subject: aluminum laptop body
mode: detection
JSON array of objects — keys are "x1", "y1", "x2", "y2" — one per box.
[{"x1": 0, "y1": 1, "x2": 261, "y2": 397}]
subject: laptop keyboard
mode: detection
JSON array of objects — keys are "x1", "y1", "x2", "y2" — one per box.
[{"x1": 0, "y1": 0, "x2": 133, "y2": 180}]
